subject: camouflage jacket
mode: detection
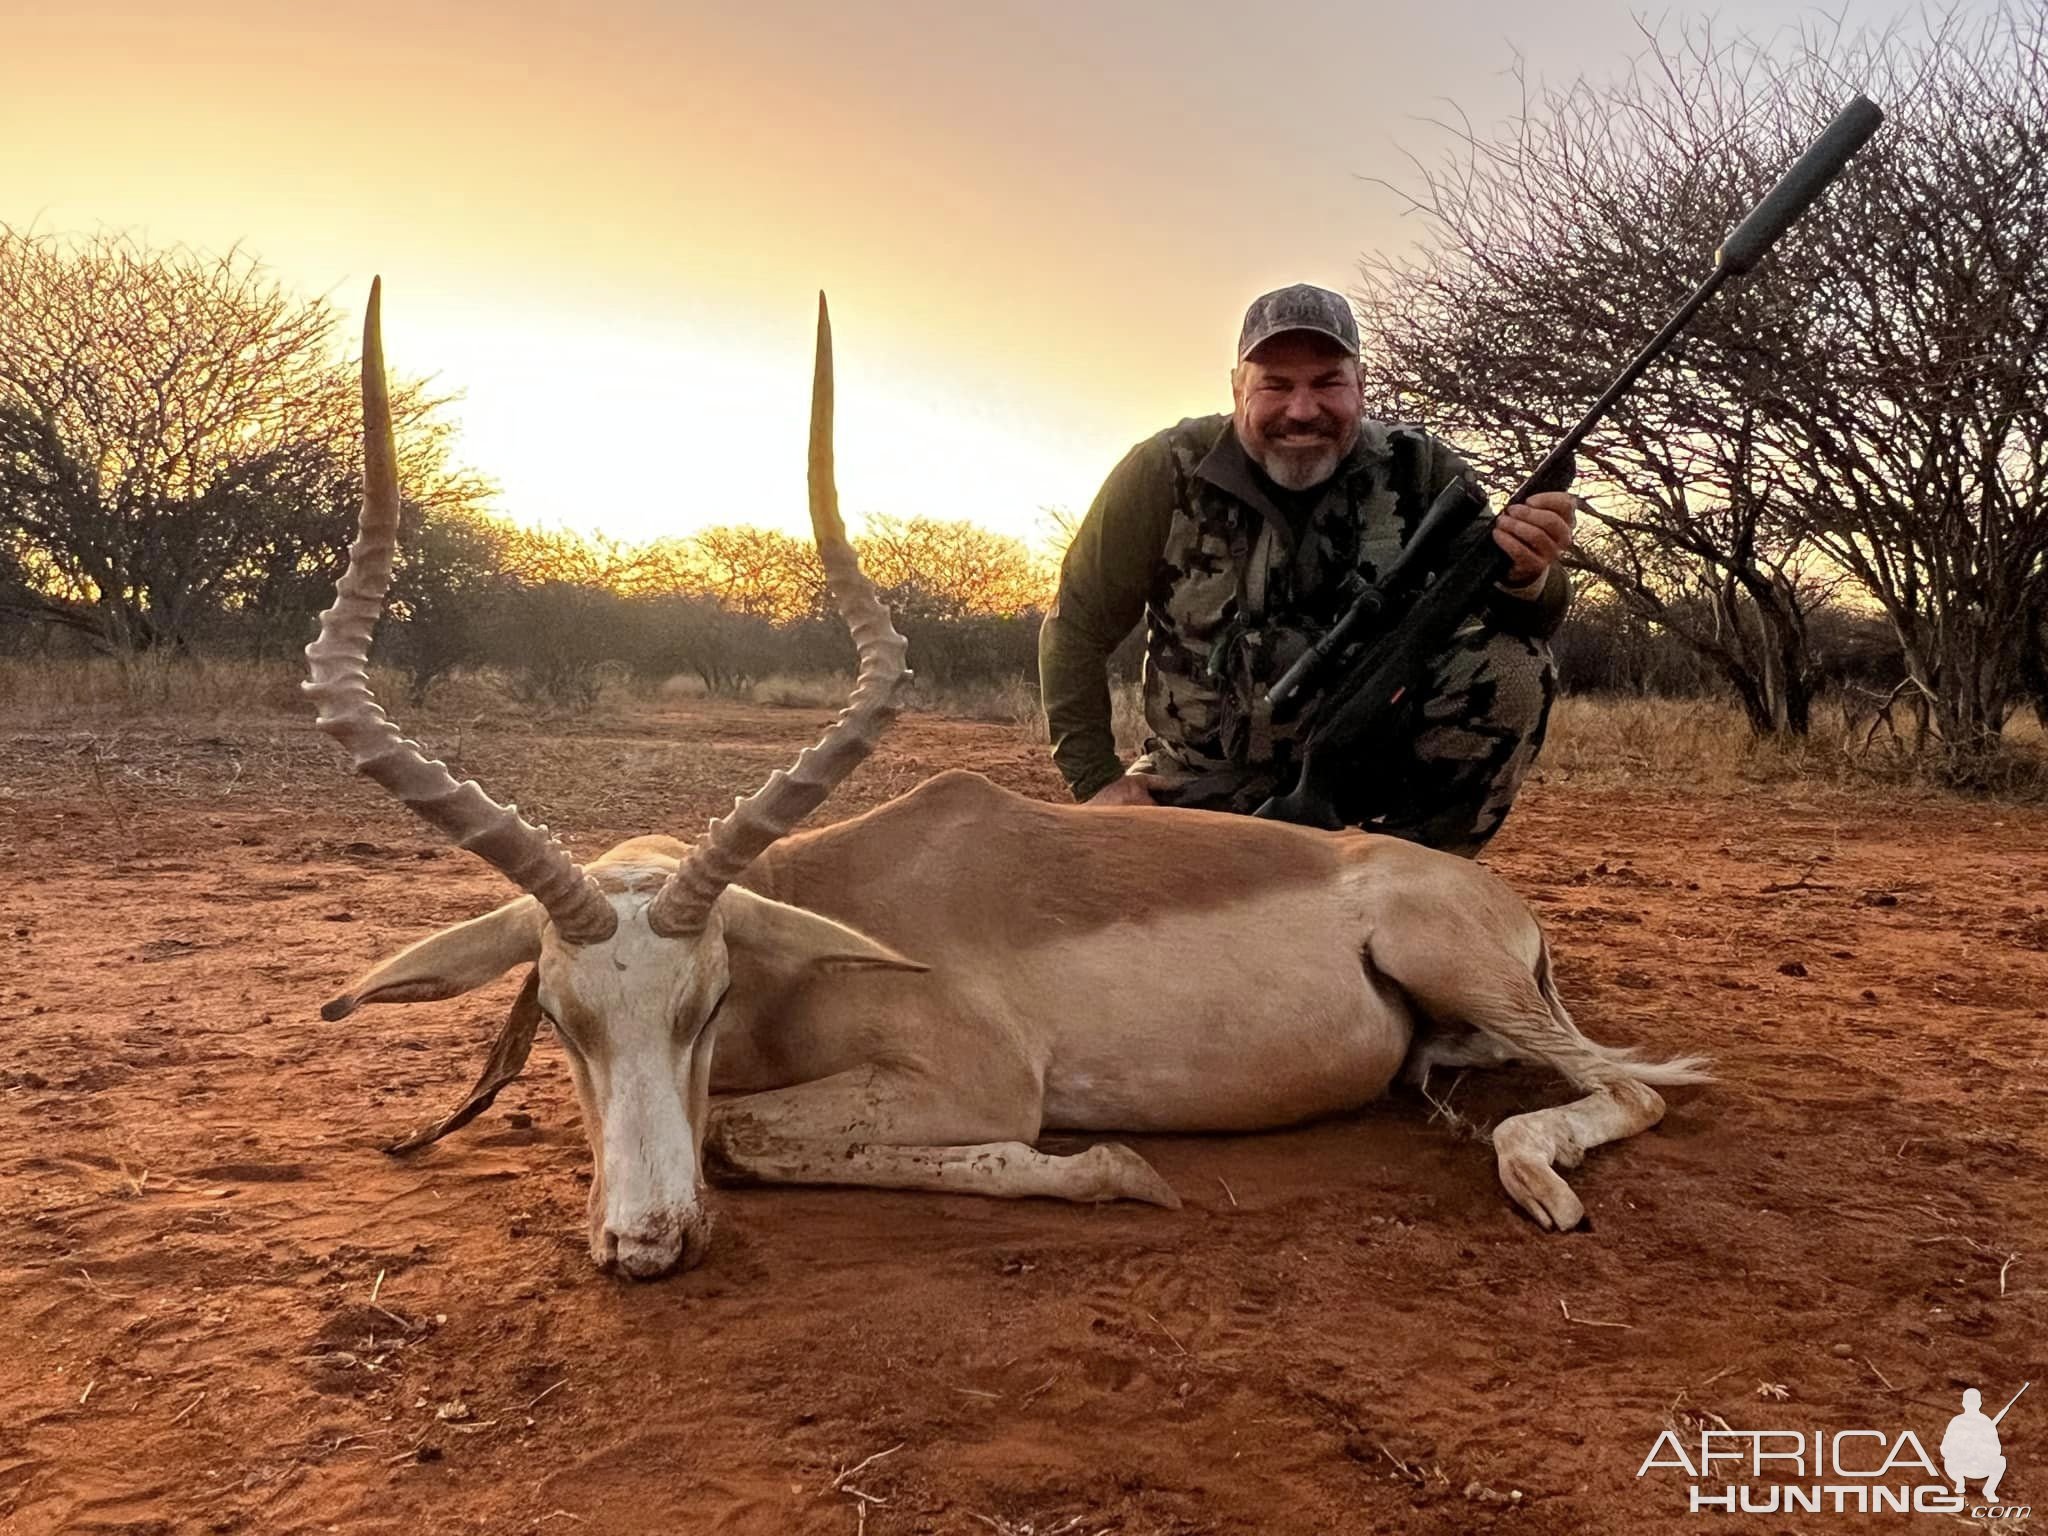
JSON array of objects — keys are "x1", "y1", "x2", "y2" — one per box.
[{"x1": 1039, "y1": 414, "x2": 1570, "y2": 802}]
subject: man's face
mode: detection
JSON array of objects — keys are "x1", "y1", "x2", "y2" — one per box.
[{"x1": 1232, "y1": 333, "x2": 1365, "y2": 492}]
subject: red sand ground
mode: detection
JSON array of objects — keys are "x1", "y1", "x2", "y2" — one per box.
[{"x1": 1, "y1": 699, "x2": 2043, "y2": 1534}]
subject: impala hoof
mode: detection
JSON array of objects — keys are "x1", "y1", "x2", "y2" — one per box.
[
  {"x1": 1495, "y1": 1131, "x2": 1585, "y2": 1233},
  {"x1": 1082, "y1": 1142, "x2": 1181, "y2": 1209}
]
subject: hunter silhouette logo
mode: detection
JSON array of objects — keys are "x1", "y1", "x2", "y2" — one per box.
[
  {"x1": 1942, "y1": 1383, "x2": 2024, "y2": 1502},
  {"x1": 1636, "y1": 1380, "x2": 2031, "y2": 1518}
]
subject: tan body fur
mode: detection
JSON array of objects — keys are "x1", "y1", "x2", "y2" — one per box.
[
  {"x1": 554, "y1": 771, "x2": 1707, "y2": 1258},
  {"x1": 333, "y1": 770, "x2": 1706, "y2": 1279},
  {"x1": 714, "y1": 773, "x2": 1416, "y2": 1132}
]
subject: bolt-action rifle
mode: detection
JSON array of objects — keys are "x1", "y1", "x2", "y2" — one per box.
[{"x1": 1253, "y1": 95, "x2": 1885, "y2": 829}]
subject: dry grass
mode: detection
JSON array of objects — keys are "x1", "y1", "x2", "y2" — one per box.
[
  {"x1": 739, "y1": 672, "x2": 852, "y2": 710},
  {"x1": 1543, "y1": 693, "x2": 2048, "y2": 799},
  {"x1": 0, "y1": 656, "x2": 626, "y2": 728},
  {"x1": 680, "y1": 671, "x2": 1049, "y2": 728},
  {"x1": 0, "y1": 654, "x2": 313, "y2": 720},
  {"x1": 1063, "y1": 681, "x2": 2048, "y2": 802},
  {"x1": 5, "y1": 657, "x2": 2044, "y2": 802}
]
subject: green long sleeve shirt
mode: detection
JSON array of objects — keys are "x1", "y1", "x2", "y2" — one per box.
[{"x1": 1039, "y1": 418, "x2": 1571, "y2": 802}]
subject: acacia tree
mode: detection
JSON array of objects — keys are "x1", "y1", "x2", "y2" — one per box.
[
  {"x1": 0, "y1": 228, "x2": 490, "y2": 652},
  {"x1": 383, "y1": 507, "x2": 518, "y2": 704},
  {"x1": 853, "y1": 515, "x2": 1046, "y2": 620},
  {"x1": 609, "y1": 529, "x2": 821, "y2": 693},
  {"x1": 1353, "y1": 25, "x2": 1848, "y2": 733},
  {"x1": 1354, "y1": 6, "x2": 2047, "y2": 746},
  {"x1": 1758, "y1": 6, "x2": 2048, "y2": 754},
  {"x1": 674, "y1": 526, "x2": 827, "y2": 621}
]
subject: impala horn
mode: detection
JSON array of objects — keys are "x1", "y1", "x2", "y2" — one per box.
[
  {"x1": 304, "y1": 280, "x2": 617, "y2": 945},
  {"x1": 645, "y1": 294, "x2": 911, "y2": 936}
]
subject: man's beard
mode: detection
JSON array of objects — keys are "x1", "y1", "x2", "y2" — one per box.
[
  {"x1": 1241, "y1": 420, "x2": 1359, "y2": 491},
  {"x1": 1257, "y1": 442, "x2": 1344, "y2": 491}
]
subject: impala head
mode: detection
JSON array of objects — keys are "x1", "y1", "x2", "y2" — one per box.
[{"x1": 307, "y1": 283, "x2": 915, "y2": 1278}]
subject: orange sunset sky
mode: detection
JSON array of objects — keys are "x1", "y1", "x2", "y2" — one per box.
[{"x1": 6, "y1": 0, "x2": 1954, "y2": 546}]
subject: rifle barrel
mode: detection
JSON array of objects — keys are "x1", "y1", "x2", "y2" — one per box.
[
  {"x1": 1508, "y1": 267, "x2": 1731, "y2": 507},
  {"x1": 1252, "y1": 94, "x2": 1885, "y2": 747},
  {"x1": 1992, "y1": 1381, "x2": 2030, "y2": 1427},
  {"x1": 1513, "y1": 94, "x2": 1883, "y2": 505}
]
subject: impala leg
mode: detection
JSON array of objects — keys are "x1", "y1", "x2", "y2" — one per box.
[
  {"x1": 1402, "y1": 1026, "x2": 1519, "y2": 1089},
  {"x1": 710, "y1": 1132, "x2": 1182, "y2": 1208},
  {"x1": 1490, "y1": 1079, "x2": 1664, "y2": 1232},
  {"x1": 1400, "y1": 1019, "x2": 1659, "y2": 1229},
  {"x1": 704, "y1": 1065, "x2": 1181, "y2": 1209},
  {"x1": 1366, "y1": 901, "x2": 1705, "y2": 1232},
  {"x1": 1396, "y1": 959, "x2": 1682, "y2": 1230}
]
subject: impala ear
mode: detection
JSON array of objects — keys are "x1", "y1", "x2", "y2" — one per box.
[
  {"x1": 717, "y1": 886, "x2": 927, "y2": 979},
  {"x1": 322, "y1": 897, "x2": 547, "y2": 1021},
  {"x1": 384, "y1": 968, "x2": 544, "y2": 1155}
]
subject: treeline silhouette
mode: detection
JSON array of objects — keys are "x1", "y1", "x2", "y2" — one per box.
[
  {"x1": 365, "y1": 512, "x2": 1063, "y2": 708},
  {"x1": 364, "y1": 515, "x2": 1920, "y2": 711},
  {"x1": 0, "y1": 218, "x2": 1917, "y2": 715},
  {"x1": 4, "y1": 0, "x2": 2040, "y2": 775}
]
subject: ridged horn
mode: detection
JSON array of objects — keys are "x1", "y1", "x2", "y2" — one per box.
[
  {"x1": 303, "y1": 279, "x2": 617, "y2": 945},
  {"x1": 645, "y1": 294, "x2": 910, "y2": 937}
]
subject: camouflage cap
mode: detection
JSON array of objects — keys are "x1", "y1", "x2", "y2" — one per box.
[{"x1": 1236, "y1": 283, "x2": 1359, "y2": 362}]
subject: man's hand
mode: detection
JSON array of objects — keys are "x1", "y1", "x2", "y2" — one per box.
[
  {"x1": 1493, "y1": 491, "x2": 1577, "y2": 586},
  {"x1": 1086, "y1": 774, "x2": 1159, "y2": 807}
]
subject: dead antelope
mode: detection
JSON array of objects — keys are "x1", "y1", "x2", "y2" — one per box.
[{"x1": 307, "y1": 283, "x2": 1706, "y2": 1279}]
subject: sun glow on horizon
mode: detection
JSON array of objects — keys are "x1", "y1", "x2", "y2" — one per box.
[
  {"x1": 5, "y1": 0, "x2": 1933, "y2": 553},
  {"x1": 387, "y1": 293, "x2": 1150, "y2": 551}
]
